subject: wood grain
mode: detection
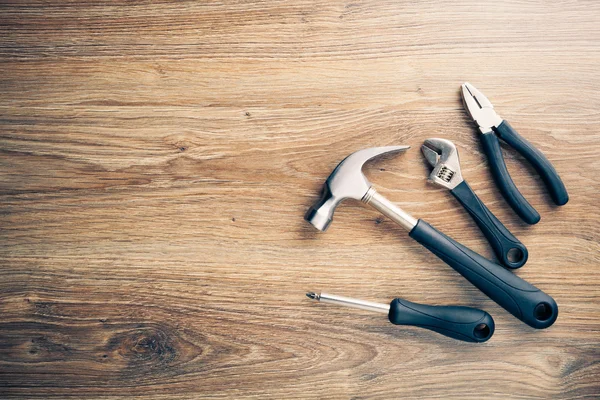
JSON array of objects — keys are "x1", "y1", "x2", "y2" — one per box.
[{"x1": 1, "y1": 0, "x2": 599, "y2": 398}]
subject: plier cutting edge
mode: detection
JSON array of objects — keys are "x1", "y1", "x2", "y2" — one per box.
[{"x1": 461, "y1": 83, "x2": 568, "y2": 224}]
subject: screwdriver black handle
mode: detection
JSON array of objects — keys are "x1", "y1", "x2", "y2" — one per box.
[
  {"x1": 409, "y1": 220, "x2": 558, "y2": 329},
  {"x1": 388, "y1": 298, "x2": 494, "y2": 343},
  {"x1": 451, "y1": 180, "x2": 528, "y2": 269}
]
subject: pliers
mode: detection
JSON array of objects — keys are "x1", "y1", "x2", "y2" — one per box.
[{"x1": 461, "y1": 83, "x2": 568, "y2": 224}]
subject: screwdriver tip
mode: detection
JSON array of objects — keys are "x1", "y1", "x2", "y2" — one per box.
[{"x1": 306, "y1": 292, "x2": 319, "y2": 300}]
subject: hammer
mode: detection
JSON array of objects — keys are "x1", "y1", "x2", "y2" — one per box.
[{"x1": 305, "y1": 146, "x2": 558, "y2": 329}]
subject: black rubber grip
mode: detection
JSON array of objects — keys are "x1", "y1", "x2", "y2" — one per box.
[
  {"x1": 388, "y1": 298, "x2": 494, "y2": 343},
  {"x1": 480, "y1": 132, "x2": 540, "y2": 224},
  {"x1": 409, "y1": 220, "x2": 558, "y2": 329},
  {"x1": 495, "y1": 121, "x2": 569, "y2": 206},
  {"x1": 451, "y1": 180, "x2": 528, "y2": 269}
]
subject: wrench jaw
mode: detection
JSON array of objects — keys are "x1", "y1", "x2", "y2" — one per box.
[{"x1": 421, "y1": 138, "x2": 464, "y2": 190}]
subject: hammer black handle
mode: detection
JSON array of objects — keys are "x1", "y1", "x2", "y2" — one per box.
[
  {"x1": 409, "y1": 220, "x2": 558, "y2": 329},
  {"x1": 450, "y1": 180, "x2": 528, "y2": 269},
  {"x1": 389, "y1": 298, "x2": 494, "y2": 343}
]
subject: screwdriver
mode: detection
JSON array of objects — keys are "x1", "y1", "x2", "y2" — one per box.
[{"x1": 306, "y1": 292, "x2": 494, "y2": 343}]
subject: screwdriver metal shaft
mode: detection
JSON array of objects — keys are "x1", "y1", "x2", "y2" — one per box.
[{"x1": 306, "y1": 292, "x2": 389, "y2": 314}]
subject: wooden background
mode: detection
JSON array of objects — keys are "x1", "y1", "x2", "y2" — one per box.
[{"x1": 1, "y1": 1, "x2": 599, "y2": 398}]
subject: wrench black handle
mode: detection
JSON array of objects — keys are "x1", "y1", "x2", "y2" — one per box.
[
  {"x1": 388, "y1": 298, "x2": 494, "y2": 343},
  {"x1": 409, "y1": 220, "x2": 558, "y2": 329},
  {"x1": 450, "y1": 180, "x2": 528, "y2": 269}
]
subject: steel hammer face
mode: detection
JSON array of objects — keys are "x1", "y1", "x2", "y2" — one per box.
[{"x1": 304, "y1": 146, "x2": 410, "y2": 231}]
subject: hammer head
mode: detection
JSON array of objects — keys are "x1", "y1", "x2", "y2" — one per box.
[{"x1": 305, "y1": 145, "x2": 410, "y2": 231}]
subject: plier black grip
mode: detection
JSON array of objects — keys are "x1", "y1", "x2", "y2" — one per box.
[{"x1": 461, "y1": 83, "x2": 568, "y2": 224}]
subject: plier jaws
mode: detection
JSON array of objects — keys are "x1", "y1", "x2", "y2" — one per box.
[{"x1": 461, "y1": 82, "x2": 503, "y2": 134}]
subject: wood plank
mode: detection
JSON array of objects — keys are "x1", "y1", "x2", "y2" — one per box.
[{"x1": 0, "y1": 0, "x2": 599, "y2": 398}]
